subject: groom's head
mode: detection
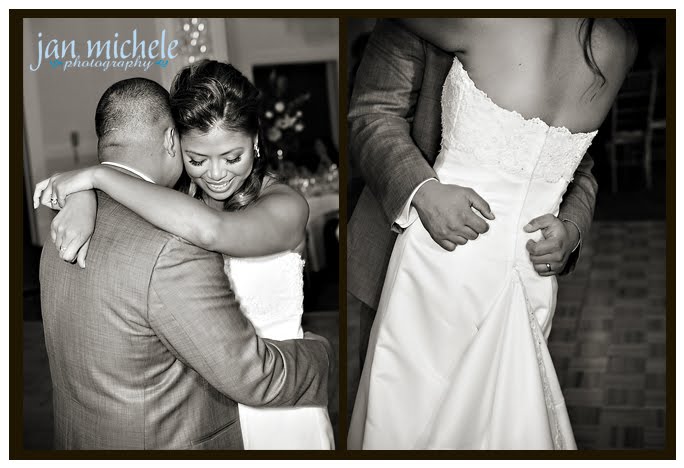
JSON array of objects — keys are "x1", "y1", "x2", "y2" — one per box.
[{"x1": 95, "y1": 78, "x2": 183, "y2": 187}]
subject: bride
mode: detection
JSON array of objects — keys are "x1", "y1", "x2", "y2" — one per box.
[
  {"x1": 348, "y1": 18, "x2": 637, "y2": 449},
  {"x1": 34, "y1": 60, "x2": 334, "y2": 450}
]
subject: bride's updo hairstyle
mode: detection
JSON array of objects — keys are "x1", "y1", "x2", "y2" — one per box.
[{"x1": 170, "y1": 59, "x2": 269, "y2": 211}]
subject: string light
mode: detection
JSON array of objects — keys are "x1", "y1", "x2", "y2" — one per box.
[{"x1": 176, "y1": 18, "x2": 211, "y2": 65}]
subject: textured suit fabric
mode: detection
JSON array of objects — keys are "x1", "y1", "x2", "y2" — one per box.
[
  {"x1": 40, "y1": 192, "x2": 330, "y2": 450},
  {"x1": 347, "y1": 19, "x2": 598, "y2": 311}
]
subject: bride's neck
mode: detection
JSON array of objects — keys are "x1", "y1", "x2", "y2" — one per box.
[{"x1": 203, "y1": 194, "x2": 225, "y2": 211}]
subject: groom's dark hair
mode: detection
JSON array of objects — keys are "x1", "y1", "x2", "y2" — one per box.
[{"x1": 95, "y1": 78, "x2": 172, "y2": 154}]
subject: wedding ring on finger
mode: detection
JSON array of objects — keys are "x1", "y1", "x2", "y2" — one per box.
[
  {"x1": 50, "y1": 196, "x2": 58, "y2": 206},
  {"x1": 546, "y1": 263, "x2": 552, "y2": 272}
]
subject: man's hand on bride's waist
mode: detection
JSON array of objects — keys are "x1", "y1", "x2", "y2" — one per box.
[
  {"x1": 524, "y1": 214, "x2": 580, "y2": 276},
  {"x1": 411, "y1": 180, "x2": 495, "y2": 251}
]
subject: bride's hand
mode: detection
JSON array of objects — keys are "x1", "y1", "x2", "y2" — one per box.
[
  {"x1": 33, "y1": 167, "x2": 98, "y2": 210},
  {"x1": 49, "y1": 191, "x2": 96, "y2": 267}
]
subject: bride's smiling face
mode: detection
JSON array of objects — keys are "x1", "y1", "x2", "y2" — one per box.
[{"x1": 181, "y1": 126, "x2": 255, "y2": 202}]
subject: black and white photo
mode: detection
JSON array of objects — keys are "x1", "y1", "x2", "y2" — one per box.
[
  {"x1": 346, "y1": 17, "x2": 667, "y2": 450},
  {"x1": 22, "y1": 16, "x2": 340, "y2": 451}
]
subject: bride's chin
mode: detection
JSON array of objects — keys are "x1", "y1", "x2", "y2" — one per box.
[
  {"x1": 207, "y1": 188, "x2": 234, "y2": 200},
  {"x1": 204, "y1": 195, "x2": 226, "y2": 210}
]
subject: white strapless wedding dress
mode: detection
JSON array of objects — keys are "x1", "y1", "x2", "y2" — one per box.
[
  {"x1": 224, "y1": 252, "x2": 334, "y2": 450},
  {"x1": 348, "y1": 57, "x2": 597, "y2": 450}
]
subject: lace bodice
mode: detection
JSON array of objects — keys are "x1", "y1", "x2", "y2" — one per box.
[
  {"x1": 440, "y1": 57, "x2": 597, "y2": 184},
  {"x1": 223, "y1": 251, "x2": 305, "y2": 340}
]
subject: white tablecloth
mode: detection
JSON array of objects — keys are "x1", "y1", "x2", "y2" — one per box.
[{"x1": 305, "y1": 192, "x2": 339, "y2": 272}]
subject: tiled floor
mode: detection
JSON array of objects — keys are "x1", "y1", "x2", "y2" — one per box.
[
  {"x1": 550, "y1": 220, "x2": 666, "y2": 449},
  {"x1": 347, "y1": 220, "x2": 667, "y2": 450}
]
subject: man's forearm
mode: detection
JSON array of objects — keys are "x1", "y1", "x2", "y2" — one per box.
[
  {"x1": 349, "y1": 19, "x2": 437, "y2": 224},
  {"x1": 261, "y1": 337, "x2": 330, "y2": 407},
  {"x1": 557, "y1": 152, "x2": 598, "y2": 274},
  {"x1": 352, "y1": 116, "x2": 437, "y2": 223},
  {"x1": 558, "y1": 152, "x2": 598, "y2": 239},
  {"x1": 149, "y1": 239, "x2": 330, "y2": 408}
]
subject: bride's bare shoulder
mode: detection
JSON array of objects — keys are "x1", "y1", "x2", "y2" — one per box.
[
  {"x1": 592, "y1": 19, "x2": 639, "y2": 75},
  {"x1": 256, "y1": 179, "x2": 309, "y2": 224},
  {"x1": 395, "y1": 18, "x2": 554, "y2": 53}
]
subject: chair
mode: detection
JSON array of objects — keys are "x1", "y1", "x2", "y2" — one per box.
[
  {"x1": 644, "y1": 68, "x2": 666, "y2": 190},
  {"x1": 607, "y1": 67, "x2": 665, "y2": 192}
]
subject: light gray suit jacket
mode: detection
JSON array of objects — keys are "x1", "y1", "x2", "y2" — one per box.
[
  {"x1": 348, "y1": 19, "x2": 599, "y2": 310},
  {"x1": 40, "y1": 192, "x2": 331, "y2": 450}
]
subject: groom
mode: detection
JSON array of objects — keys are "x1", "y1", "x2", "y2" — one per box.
[
  {"x1": 348, "y1": 20, "x2": 599, "y2": 366},
  {"x1": 40, "y1": 78, "x2": 332, "y2": 450}
]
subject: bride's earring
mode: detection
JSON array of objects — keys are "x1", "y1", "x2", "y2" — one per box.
[{"x1": 254, "y1": 136, "x2": 261, "y2": 159}]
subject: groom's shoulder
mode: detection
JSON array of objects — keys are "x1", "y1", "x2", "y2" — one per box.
[
  {"x1": 372, "y1": 19, "x2": 425, "y2": 49},
  {"x1": 370, "y1": 20, "x2": 452, "y2": 65},
  {"x1": 94, "y1": 191, "x2": 221, "y2": 265},
  {"x1": 95, "y1": 191, "x2": 173, "y2": 247}
]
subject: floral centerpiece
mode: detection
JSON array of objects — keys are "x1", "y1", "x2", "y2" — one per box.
[
  {"x1": 258, "y1": 68, "x2": 339, "y2": 196},
  {"x1": 259, "y1": 69, "x2": 310, "y2": 174}
]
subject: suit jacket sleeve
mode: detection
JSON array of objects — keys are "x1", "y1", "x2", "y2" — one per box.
[
  {"x1": 349, "y1": 19, "x2": 437, "y2": 226},
  {"x1": 558, "y1": 151, "x2": 599, "y2": 274},
  {"x1": 147, "y1": 237, "x2": 330, "y2": 407}
]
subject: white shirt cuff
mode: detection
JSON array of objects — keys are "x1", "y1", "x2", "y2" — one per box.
[{"x1": 394, "y1": 178, "x2": 437, "y2": 229}]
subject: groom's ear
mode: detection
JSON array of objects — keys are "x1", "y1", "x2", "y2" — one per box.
[{"x1": 163, "y1": 127, "x2": 179, "y2": 158}]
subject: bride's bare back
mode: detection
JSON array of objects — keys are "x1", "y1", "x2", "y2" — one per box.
[{"x1": 399, "y1": 18, "x2": 637, "y2": 133}]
